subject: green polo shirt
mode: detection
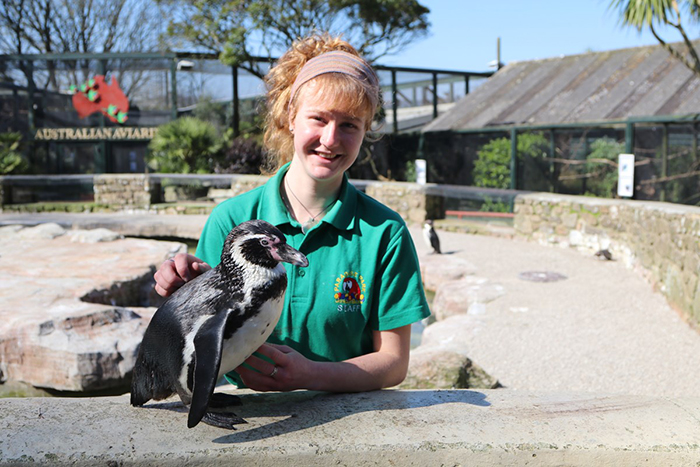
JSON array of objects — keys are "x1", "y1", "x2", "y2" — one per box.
[{"x1": 196, "y1": 163, "x2": 430, "y2": 373}]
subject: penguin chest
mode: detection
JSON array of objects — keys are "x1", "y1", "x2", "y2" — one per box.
[{"x1": 217, "y1": 295, "x2": 285, "y2": 379}]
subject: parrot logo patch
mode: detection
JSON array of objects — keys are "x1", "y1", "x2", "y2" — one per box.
[{"x1": 334, "y1": 271, "x2": 366, "y2": 313}]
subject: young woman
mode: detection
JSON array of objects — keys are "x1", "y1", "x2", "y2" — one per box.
[{"x1": 153, "y1": 33, "x2": 430, "y2": 393}]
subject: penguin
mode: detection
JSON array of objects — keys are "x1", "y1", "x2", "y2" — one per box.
[
  {"x1": 595, "y1": 249, "x2": 613, "y2": 261},
  {"x1": 130, "y1": 219, "x2": 308, "y2": 429},
  {"x1": 423, "y1": 219, "x2": 441, "y2": 254}
]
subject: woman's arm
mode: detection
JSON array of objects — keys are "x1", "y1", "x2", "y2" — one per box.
[{"x1": 236, "y1": 325, "x2": 412, "y2": 392}]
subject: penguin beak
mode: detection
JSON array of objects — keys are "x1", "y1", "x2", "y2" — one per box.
[{"x1": 270, "y1": 243, "x2": 309, "y2": 267}]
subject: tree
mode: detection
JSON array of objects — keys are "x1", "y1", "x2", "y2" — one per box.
[
  {"x1": 0, "y1": 0, "x2": 164, "y2": 95},
  {"x1": 609, "y1": 0, "x2": 700, "y2": 78},
  {"x1": 161, "y1": 0, "x2": 431, "y2": 78}
]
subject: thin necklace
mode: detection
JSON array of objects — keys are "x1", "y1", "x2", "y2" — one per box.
[{"x1": 284, "y1": 176, "x2": 336, "y2": 233}]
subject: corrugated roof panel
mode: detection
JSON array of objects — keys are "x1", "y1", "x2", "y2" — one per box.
[
  {"x1": 671, "y1": 77, "x2": 700, "y2": 115},
  {"x1": 627, "y1": 60, "x2": 695, "y2": 117},
  {"x1": 526, "y1": 51, "x2": 620, "y2": 124},
  {"x1": 422, "y1": 64, "x2": 522, "y2": 131},
  {"x1": 565, "y1": 47, "x2": 659, "y2": 122},
  {"x1": 424, "y1": 40, "x2": 700, "y2": 131},
  {"x1": 451, "y1": 63, "x2": 536, "y2": 128},
  {"x1": 469, "y1": 59, "x2": 563, "y2": 127},
  {"x1": 505, "y1": 53, "x2": 600, "y2": 125}
]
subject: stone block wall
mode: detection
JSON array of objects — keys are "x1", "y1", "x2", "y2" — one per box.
[
  {"x1": 365, "y1": 182, "x2": 444, "y2": 225},
  {"x1": 514, "y1": 192, "x2": 700, "y2": 327},
  {"x1": 94, "y1": 174, "x2": 161, "y2": 209}
]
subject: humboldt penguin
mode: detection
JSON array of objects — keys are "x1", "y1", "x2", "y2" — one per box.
[
  {"x1": 130, "y1": 220, "x2": 308, "y2": 429},
  {"x1": 423, "y1": 219, "x2": 441, "y2": 254}
]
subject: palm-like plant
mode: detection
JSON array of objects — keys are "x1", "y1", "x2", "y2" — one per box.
[
  {"x1": 0, "y1": 132, "x2": 28, "y2": 175},
  {"x1": 609, "y1": 0, "x2": 700, "y2": 77},
  {"x1": 147, "y1": 117, "x2": 221, "y2": 174}
]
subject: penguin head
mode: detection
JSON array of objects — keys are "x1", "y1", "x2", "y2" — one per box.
[{"x1": 221, "y1": 220, "x2": 309, "y2": 270}]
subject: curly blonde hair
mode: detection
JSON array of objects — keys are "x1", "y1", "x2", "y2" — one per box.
[{"x1": 262, "y1": 33, "x2": 381, "y2": 173}]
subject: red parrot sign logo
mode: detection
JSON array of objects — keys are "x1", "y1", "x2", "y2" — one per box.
[
  {"x1": 334, "y1": 271, "x2": 366, "y2": 313},
  {"x1": 70, "y1": 75, "x2": 129, "y2": 124}
]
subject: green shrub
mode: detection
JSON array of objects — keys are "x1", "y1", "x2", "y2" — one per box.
[
  {"x1": 473, "y1": 133, "x2": 549, "y2": 189},
  {"x1": 584, "y1": 137, "x2": 624, "y2": 198},
  {"x1": 147, "y1": 117, "x2": 220, "y2": 173},
  {"x1": 0, "y1": 132, "x2": 28, "y2": 175}
]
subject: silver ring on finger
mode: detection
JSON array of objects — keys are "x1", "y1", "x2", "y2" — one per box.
[{"x1": 269, "y1": 366, "x2": 278, "y2": 378}]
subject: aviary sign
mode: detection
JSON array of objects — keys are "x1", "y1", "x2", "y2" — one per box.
[
  {"x1": 71, "y1": 75, "x2": 129, "y2": 124},
  {"x1": 34, "y1": 127, "x2": 158, "y2": 141}
]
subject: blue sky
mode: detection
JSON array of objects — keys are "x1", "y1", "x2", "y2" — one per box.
[{"x1": 381, "y1": 0, "x2": 693, "y2": 71}]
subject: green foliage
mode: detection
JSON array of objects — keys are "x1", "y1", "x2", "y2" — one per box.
[
  {"x1": 480, "y1": 196, "x2": 511, "y2": 213},
  {"x1": 147, "y1": 117, "x2": 221, "y2": 173},
  {"x1": 584, "y1": 137, "x2": 624, "y2": 198},
  {"x1": 473, "y1": 133, "x2": 549, "y2": 189},
  {"x1": 0, "y1": 132, "x2": 28, "y2": 175},
  {"x1": 162, "y1": 0, "x2": 431, "y2": 77}
]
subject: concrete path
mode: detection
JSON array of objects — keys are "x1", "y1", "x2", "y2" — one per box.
[{"x1": 410, "y1": 227, "x2": 700, "y2": 398}]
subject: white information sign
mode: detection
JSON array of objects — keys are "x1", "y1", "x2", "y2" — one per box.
[
  {"x1": 617, "y1": 153, "x2": 635, "y2": 198},
  {"x1": 415, "y1": 159, "x2": 427, "y2": 185}
]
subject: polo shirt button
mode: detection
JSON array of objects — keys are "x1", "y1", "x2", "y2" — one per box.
[{"x1": 298, "y1": 270, "x2": 306, "y2": 277}]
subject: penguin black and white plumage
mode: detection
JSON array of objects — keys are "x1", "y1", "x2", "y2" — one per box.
[
  {"x1": 595, "y1": 249, "x2": 613, "y2": 261},
  {"x1": 130, "y1": 220, "x2": 308, "y2": 429},
  {"x1": 423, "y1": 219, "x2": 441, "y2": 254}
]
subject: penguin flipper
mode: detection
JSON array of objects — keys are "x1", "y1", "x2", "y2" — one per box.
[{"x1": 188, "y1": 310, "x2": 230, "y2": 429}]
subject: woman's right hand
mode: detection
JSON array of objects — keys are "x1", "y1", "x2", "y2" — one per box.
[{"x1": 153, "y1": 253, "x2": 211, "y2": 297}]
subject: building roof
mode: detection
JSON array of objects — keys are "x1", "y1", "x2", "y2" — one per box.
[{"x1": 423, "y1": 41, "x2": 700, "y2": 132}]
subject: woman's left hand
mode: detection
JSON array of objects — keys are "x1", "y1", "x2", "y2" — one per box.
[{"x1": 235, "y1": 343, "x2": 314, "y2": 392}]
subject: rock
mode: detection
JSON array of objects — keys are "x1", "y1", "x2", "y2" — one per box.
[
  {"x1": 0, "y1": 225, "x2": 23, "y2": 238},
  {"x1": 17, "y1": 222, "x2": 65, "y2": 239},
  {"x1": 432, "y1": 276, "x2": 505, "y2": 321},
  {"x1": 0, "y1": 224, "x2": 186, "y2": 392},
  {"x1": 68, "y1": 228, "x2": 123, "y2": 243},
  {"x1": 419, "y1": 254, "x2": 477, "y2": 292},
  {"x1": 419, "y1": 314, "x2": 478, "y2": 354},
  {"x1": 400, "y1": 346, "x2": 500, "y2": 390}
]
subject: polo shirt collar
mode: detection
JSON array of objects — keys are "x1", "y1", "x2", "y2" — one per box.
[{"x1": 258, "y1": 162, "x2": 357, "y2": 232}]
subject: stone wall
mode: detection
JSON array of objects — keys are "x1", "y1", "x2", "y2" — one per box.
[
  {"x1": 27, "y1": 174, "x2": 444, "y2": 224},
  {"x1": 365, "y1": 182, "x2": 444, "y2": 225},
  {"x1": 93, "y1": 174, "x2": 161, "y2": 209},
  {"x1": 514, "y1": 192, "x2": 700, "y2": 327}
]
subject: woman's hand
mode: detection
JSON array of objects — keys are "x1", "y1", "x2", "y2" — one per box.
[
  {"x1": 236, "y1": 325, "x2": 411, "y2": 393},
  {"x1": 153, "y1": 253, "x2": 211, "y2": 297},
  {"x1": 235, "y1": 343, "x2": 315, "y2": 392}
]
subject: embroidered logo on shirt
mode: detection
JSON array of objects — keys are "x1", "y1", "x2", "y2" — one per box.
[{"x1": 334, "y1": 271, "x2": 366, "y2": 312}]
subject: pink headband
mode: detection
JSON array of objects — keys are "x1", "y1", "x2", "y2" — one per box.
[{"x1": 289, "y1": 51, "x2": 379, "y2": 106}]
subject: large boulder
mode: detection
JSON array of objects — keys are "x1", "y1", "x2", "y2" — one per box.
[
  {"x1": 419, "y1": 254, "x2": 477, "y2": 292},
  {"x1": 432, "y1": 276, "x2": 505, "y2": 321},
  {"x1": 0, "y1": 224, "x2": 186, "y2": 392},
  {"x1": 400, "y1": 346, "x2": 500, "y2": 390}
]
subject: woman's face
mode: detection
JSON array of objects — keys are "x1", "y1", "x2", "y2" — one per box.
[{"x1": 290, "y1": 80, "x2": 368, "y2": 185}]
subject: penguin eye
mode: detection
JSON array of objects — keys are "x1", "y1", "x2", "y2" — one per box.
[{"x1": 260, "y1": 239, "x2": 270, "y2": 247}]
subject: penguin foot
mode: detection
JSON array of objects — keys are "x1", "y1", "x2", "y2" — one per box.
[
  {"x1": 201, "y1": 411, "x2": 248, "y2": 430},
  {"x1": 209, "y1": 392, "x2": 243, "y2": 408}
]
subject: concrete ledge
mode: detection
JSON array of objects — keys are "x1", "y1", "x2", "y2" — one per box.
[{"x1": 2, "y1": 389, "x2": 699, "y2": 466}]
